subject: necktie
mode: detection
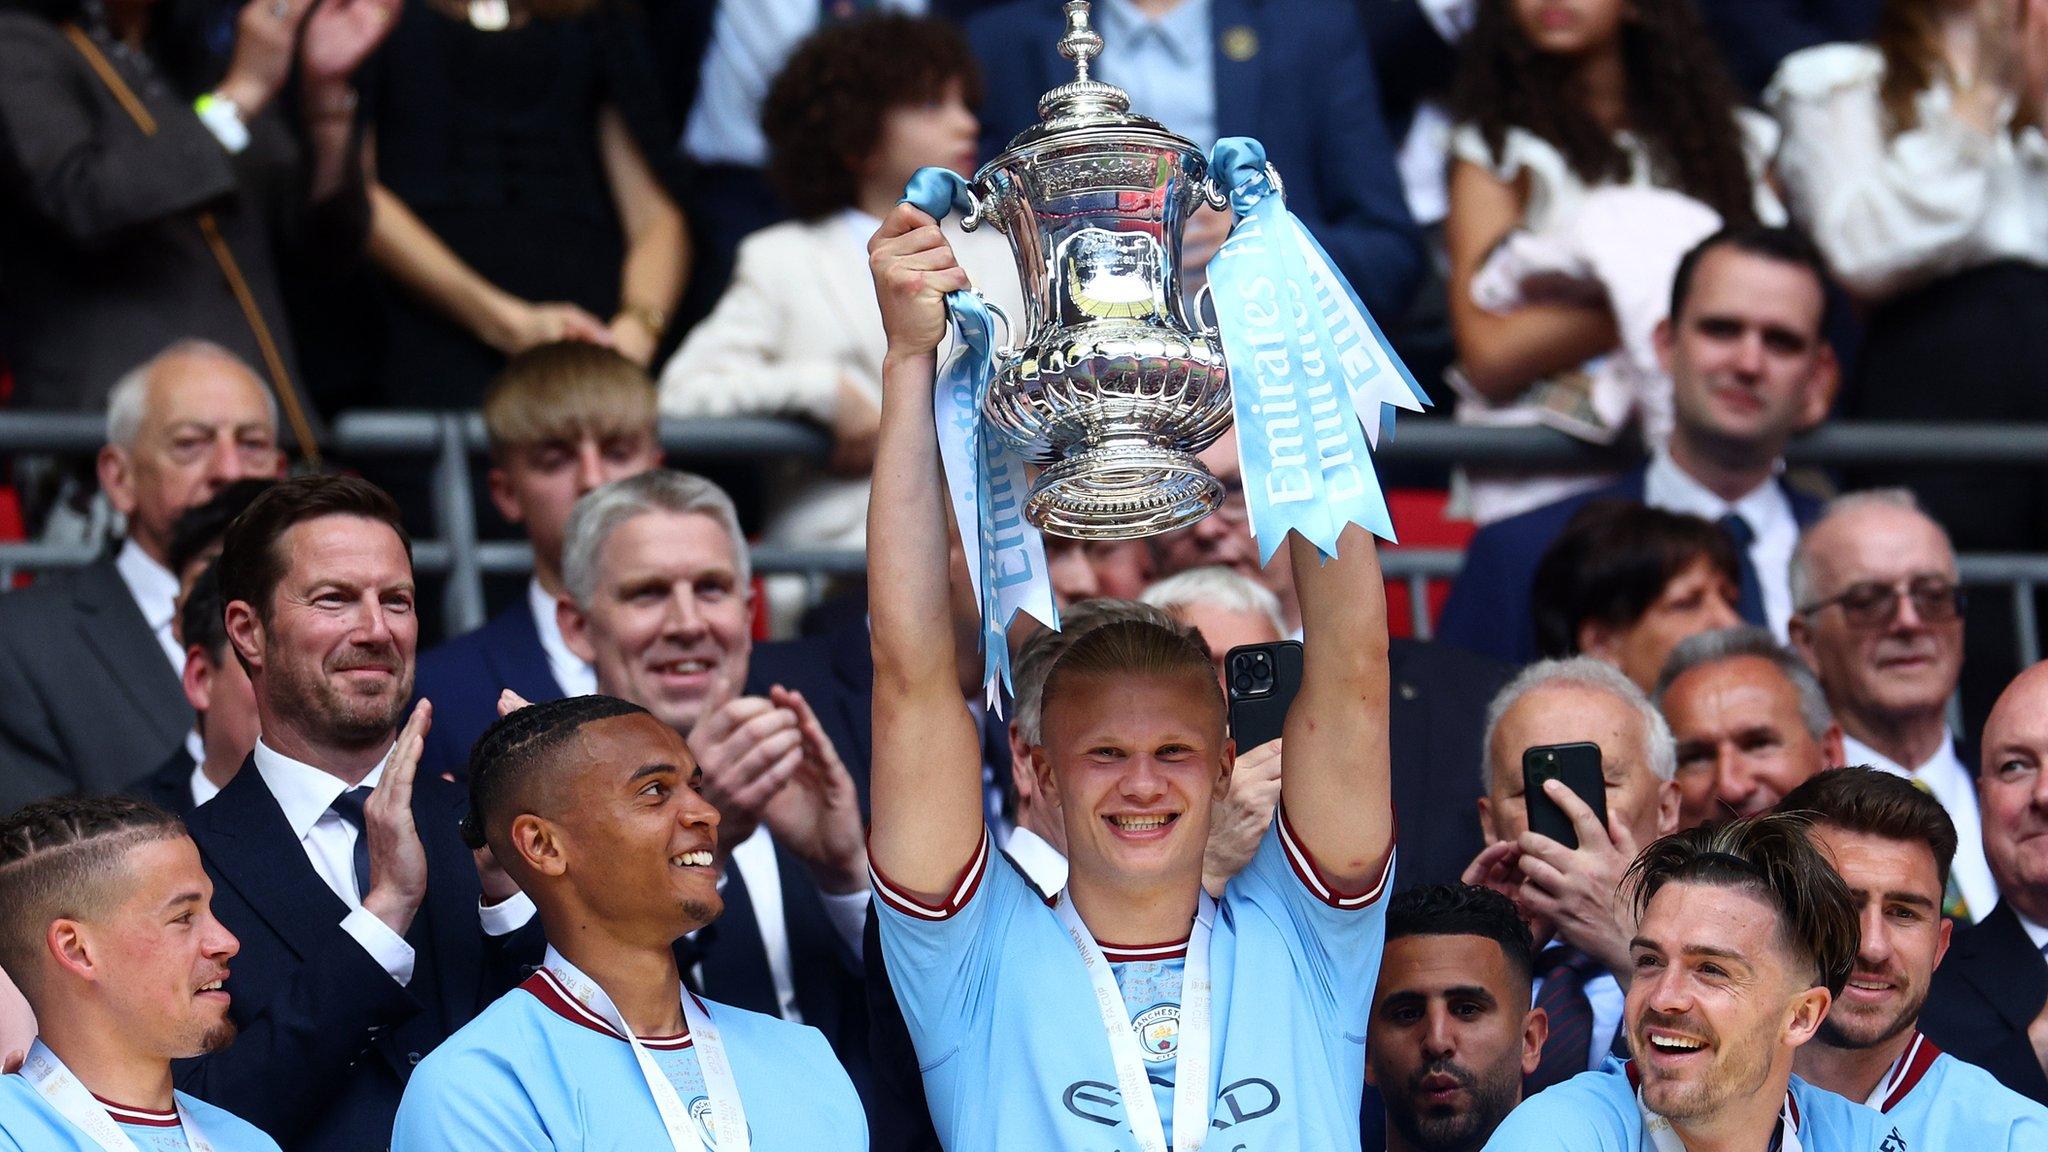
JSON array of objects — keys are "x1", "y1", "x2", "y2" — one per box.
[
  {"x1": 327, "y1": 786, "x2": 374, "y2": 900},
  {"x1": 1527, "y1": 945, "x2": 1601, "y2": 1094},
  {"x1": 1718, "y1": 513, "x2": 1767, "y2": 627},
  {"x1": 1907, "y1": 776, "x2": 1972, "y2": 920}
]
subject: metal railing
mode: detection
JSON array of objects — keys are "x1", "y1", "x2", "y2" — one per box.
[{"x1": 3, "y1": 412, "x2": 2045, "y2": 662}]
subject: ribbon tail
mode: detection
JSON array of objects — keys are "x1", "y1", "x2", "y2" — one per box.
[{"x1": 1289, "y1": 222, "x2": 1431, "y2": 449}]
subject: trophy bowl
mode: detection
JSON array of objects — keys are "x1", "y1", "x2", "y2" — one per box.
[{"x1": 961, "y1": 0, "x2": 1234, "y2": 540}]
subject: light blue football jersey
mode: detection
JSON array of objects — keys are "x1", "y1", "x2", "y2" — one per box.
[
  {"x1": 874, "y1": 809, "x2": 1394, "y2": 1150},
  {"x1": 1872, "y1": 1032, "x2": 2048, "y2": 1150},
  {"x1": 1482, "y1": 1064, "x2": 1908, "y2": 1151},
  {"x1": 0, "y1": 1075, "x2": 281, "y2": 1152},
  {"x1": 391, "y1": 969, "x2": 867, "y2": 1150}
]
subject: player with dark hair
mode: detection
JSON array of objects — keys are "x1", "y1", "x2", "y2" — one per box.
[
  {"x1": 1369, "y1": 884, "x2": 1546, "y2": 1152},
  {"x1": 0, "y1": 796, "x2": 278, "y2": 1151},
  {"x1": 1782, "y1": 767, "x2": 2048, "y2": 1144},
  {"x1": 864, "y1": 200, "x2": 1396, "y2": 1149},
  {"x1": 393, "y1": 694, "x2": 864, "y2": 1149},
  {"x1": 1484, "y1": 813, "x2": 1905, "y2": 1149}
]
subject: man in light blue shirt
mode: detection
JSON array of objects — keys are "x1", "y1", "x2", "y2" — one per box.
[{"x1": 1781, "y1": 768, "x2": 2048, "y2": 1148}]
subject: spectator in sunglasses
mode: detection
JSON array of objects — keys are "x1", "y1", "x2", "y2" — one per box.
[{"x1": 1790, "y1": 489, "x2": 1991, "y2": 922}]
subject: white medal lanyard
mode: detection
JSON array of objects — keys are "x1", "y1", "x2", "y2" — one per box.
[
  {"x1": 1638, "y1": 1084, "x2": 1800, "y2": 1152},
  {"x1": 20, "y1": 1039, "x2": 217, "y2": 1152},
  {"x1": 543, "y1": 946, "x2": 749, "y2": 1152},
  {"x1": 1053, "y1": 890, "x2": 1215, "y2": 1152}
]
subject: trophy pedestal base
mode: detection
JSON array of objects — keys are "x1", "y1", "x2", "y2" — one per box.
[{"x1": 1026, "y1": 446, "x2": 1223, "y2": 540}]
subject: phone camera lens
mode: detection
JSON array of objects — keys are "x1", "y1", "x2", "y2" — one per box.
[{"x1": 1233, "y1": 673, "x2": 1253, "y2": 693}]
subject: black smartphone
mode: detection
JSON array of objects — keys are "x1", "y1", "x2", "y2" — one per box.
[
  {"x1": 1225, "y1": 640, "x2": 1303, "y2": 750},
  {"x1": 1522, "y1": 742, "x2": 1607, "y2": 850}
]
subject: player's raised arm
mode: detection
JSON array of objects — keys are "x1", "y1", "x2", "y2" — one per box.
[
  {"x1": 1280, "y1": 523, "x2": 1394, "y2": 892},
  {"x1": 864, "y1": 203, "x2": 988, "y2": 900}
]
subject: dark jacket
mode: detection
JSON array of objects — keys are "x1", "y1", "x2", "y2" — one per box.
[
  {"x1": 412, "y1": 601, "x2": 567, "y2": 782},
  {"x1": 966, "y1": 0, "x2": 1423, "y2": 321},
  {"x1": 1920, "y1": 900, "x2": 2048, "y2": 1106},
  {"x1": 0, "y1": 553, "x2": 192, "y2": 811},
  {"x1": 176, "y1": 760, "x2": 540, "y2": 1150}
]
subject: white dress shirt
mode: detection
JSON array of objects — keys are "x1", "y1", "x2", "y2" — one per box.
[
  {"x1": 1003, "y1": 824, "x2": 1069, "y2": 898},
  {"x1": 1845, "y1": 731, "x2": 1998, "y2": 922},
  {"x1": 116, "y1": 539, "x2": 205, "y2": 765},
  {"x1": 727, "y1": 824, "x2": 871, "y2": 1024},
  {"x1": 2017, "y1": 909, "x2": 2048, "y2": 958},
  {"x1": 1767, "y1": 43, "x2": 2048, "y2": 303},
  {"x1": 682, "y1": 0, "x2": 926, "y2": 168},
  {"x1": 1643, "y1": 449, "x2": 1799, "y2": 639},
  {"x1": 527, "y1": 578, "x2": 595, "y2": 698},
  {"x1": 1093, "y1": 0, "x2": 1217, "y2": 151},
  {"x1": 251, "y1": 740, "x2": 537, "y2": 987},
  {"x1": 188, "y1": 765, "x2": 223, "y2": 808}
]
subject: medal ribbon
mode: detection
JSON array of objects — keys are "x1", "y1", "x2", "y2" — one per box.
[
  {"x1": 1203, "y1": 136, "x2": 1431, "y2": 563},
  {"x1": 1052, "y1": 891, "x2": 1216, "y2": 1152},
  {"x1": 543, "y1": 946, "x2": 748, "y2": 1152},
  {"x1": 20, "y1": 1039, "x2": 217, "y2": 1152},
  {"x1": 900, "y1": 166, "x2": 1060, "y2": 708},
  {"x1": 1638, "y1": 1082, "x2": 1800, "y2": 1152}
]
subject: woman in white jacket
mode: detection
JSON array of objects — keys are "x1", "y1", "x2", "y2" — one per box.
[{"x1": 658, "y1": 14, "x2": 1023, "y2": 553}]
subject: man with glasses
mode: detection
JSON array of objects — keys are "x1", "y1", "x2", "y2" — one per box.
[{"x1": 1789, "y1": 488, "x2": 1990, "y2": 921}]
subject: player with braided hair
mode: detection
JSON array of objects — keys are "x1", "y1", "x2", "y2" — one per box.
[{"x1": 0, "y1": 795, "x2": 280, "y2": 1151}]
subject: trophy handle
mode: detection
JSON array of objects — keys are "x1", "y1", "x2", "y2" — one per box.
[
  {"x1": 983, "y1": 298, "x2": 1016, "y2": 358},
  {"x1": 1190, "y1": 282, "x2": 1219, "y2": 338},
  {"x1": 1200, "y1": 162, "x2": 1286, "y2": 215},
  {"x1": 959, "y1": 181, "x2": 989, "y2": 232}
]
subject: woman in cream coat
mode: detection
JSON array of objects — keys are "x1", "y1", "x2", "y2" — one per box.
[{"x1": 659, "y1": 15, "x2": 1023, "y2": 553}]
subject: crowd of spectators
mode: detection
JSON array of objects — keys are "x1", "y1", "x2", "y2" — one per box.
[{"x1": 2, "y1": 0, "x2": 2048, "y2": 1149}]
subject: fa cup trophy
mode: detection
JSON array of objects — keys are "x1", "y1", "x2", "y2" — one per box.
[{"x1": 955, "y1": 0, "x2": 1236, "y2": 540}]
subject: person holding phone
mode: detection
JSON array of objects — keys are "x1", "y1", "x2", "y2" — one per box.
[
  {"x1": 864, "y1": 201, "x2": 1397, "y2": 1150},
  {"x1": 1467, "y1": 657, "x2": 1681, "y2": 1093}
]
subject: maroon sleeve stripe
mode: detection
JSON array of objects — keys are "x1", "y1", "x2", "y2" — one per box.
[
  {"x1": 1277, "y1": 806, "x2": 1393, "y2": 910},
  {"x1": 870, "y1": 833, "x2": 991, "y2": 921}
]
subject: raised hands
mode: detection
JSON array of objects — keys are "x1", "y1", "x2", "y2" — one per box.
[
  {"x1": 361, "y1": 699, "x2": 431, "y2": 936},
  {"x1": 1462, "y1": 779, "x2": 1639, "y2": 977},
  {"x1": 217, "y1": 0, "x2": 317, "y2": 117},
  {"x1": 1203, "y1": 738, "x2": 1283, "y2": 895},
  {"x1": 686, "y1": 677, "x2": 805, "y2": 854},
  {"x1": 760, "y1": 687, "x2": 868, "y2": 895},
  {"x1": 869, "y1": 203, "x2": 970, "y2": 365},
  {"x1": 299, "y1": 0, "x2": 403, "y2": 93}
]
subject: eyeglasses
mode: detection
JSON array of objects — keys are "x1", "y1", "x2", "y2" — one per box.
[{"x1": 1798, "y1": 576, "x2": 1966, "y2": 628}]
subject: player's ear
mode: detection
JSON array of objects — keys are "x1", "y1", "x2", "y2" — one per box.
[
  {"x1": 1032, "y1": 744, "x2": 1059, "y2": 806},
  {"x1": 1783, "y1": 985, "x2": 1830, "y2": 1047},
  {"x1": 1522, "y1": 1006, "x2": 1549, "y2": 1075},
  {"x1": 511, "y1": 813, "x2": 567, "y2": 878},
  {"x1": 1215, "y1": 738, "x2": 1236, "y2": 791}
]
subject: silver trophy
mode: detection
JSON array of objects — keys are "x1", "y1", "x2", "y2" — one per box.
[{"x1": 958, "y1": 0, "x2": 1239, "y2": 540}]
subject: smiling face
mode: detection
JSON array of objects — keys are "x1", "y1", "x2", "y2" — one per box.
[
  {"x1": 1790, "y1": 505, "x2": 1962, "y2": 737},
  {"x1": 1482, "y1": 682, "x2": 1679, "y2": 848},
  {"x1": 531, "y1": 714, "x2": 724, "y2": 942},
  {"x1": 562, "y1": 510, "x2": 752, "y2": 737},
  {"x1": 1665, "y1": 657, "x2": 1834, "y2": 829},
  {"x1": 1368, "y1": 934, "x2": 1538, "y2": 1152},
  {"x1": 1809, "y1": 824, "x2": 1950, "y2": 1051},
  {"x1": 1660, "y1": 247, "x2": 1834, "y2": 469},
  {"x1": 80, "y1": 836, "x2": 240, "y2": 1061},
  {"x1": 1579, "y1": 558, "x2": 1743, "y2": 693},
  {"x1": 1626, "y1": 882, "x2": 1829, "y2": 1124},
  {"x1": 237, "y1": 515, "x2": 417, "y2": 751},
  {"x1": 1036, "y1": 672, "x2": 1231, "y2": 898},
  {"x1": 1978, "y1": 664, "x2": 2048, "y2": 923}
]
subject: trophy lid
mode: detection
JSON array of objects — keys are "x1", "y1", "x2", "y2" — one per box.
[{"x1": 997, "y1": 0, "x2": 1191, "y2": 153}]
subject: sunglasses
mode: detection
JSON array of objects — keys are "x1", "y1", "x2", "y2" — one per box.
[{"x1": 1799, "y1": 576, "x2": 1965, "y2": 629}]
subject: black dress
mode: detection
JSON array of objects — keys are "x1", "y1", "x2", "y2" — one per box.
[{"x1": 359, "y1": 0, "x2": 676, "y2": 410}]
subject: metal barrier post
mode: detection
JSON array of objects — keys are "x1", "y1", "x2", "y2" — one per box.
[
  {"x1": 2015, "y1": 580, "x2": 2041, "y2": 669},
  {"x1": 433, "y1": 413, "x2": 486, "y2": 634}
]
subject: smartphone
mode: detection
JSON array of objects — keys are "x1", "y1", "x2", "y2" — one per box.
[
  {"x1": 1225, "y1": 640, "x2": 1303, "y2": 750},
  {"x1": 1522, "y1": 742, "x2": 1607, "y2": 850}
]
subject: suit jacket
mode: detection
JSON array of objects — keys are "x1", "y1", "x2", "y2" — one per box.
[
  {"x1": 1920, "y1": 900, "x2": 2048, "y2": 1105},
  {"x1": 0, "y1": 553, "x2": 192, "y2": 810},
  {"x1": 1384, "y1": 638, "x2": 1517, "y2": 889},
  {"x1": 412, "y1": 601, "x2": 568, "y2": 782},
  {"x1": 176, "y1": 758, "x2": 541, "y2": 1151},
  {"x1": 967, "y1": 0, "x2": 1423, "y2": 320},
  {"x1": 134, "y1": 746, "x2": 198, "y2": 818},
  {"x1": 1434, "y1": 467, "x2": 1828, "y2": 665}
]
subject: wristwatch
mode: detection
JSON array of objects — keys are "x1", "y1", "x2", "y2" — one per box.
[
  {"x1": 193, "y1": 91, "x2": 250, "y2": 154},
  {"x1": 618, "y1": 303, "x2": 667, "y2": 339}
]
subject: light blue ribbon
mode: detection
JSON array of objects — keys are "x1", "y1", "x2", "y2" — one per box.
[
  {"x1": 1204, "y1": 137, "x2": 1432, "y2": 563},
  {"x1": 902, "y1": 168, "x2": 1059, "y2": 706}
]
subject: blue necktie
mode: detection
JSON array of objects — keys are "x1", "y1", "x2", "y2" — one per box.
[
  {"x1": 1527, "y1": 945, "x2": 1601, "y2": 1094},
  {"x1": 1718, "y1": 513, "x2": 1767, "y2": 627},
  {"x1": 328, "y1": 786, "x2": 374, "y2": 899}
]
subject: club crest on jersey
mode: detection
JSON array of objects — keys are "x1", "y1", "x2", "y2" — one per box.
[{"x1": 1133, "y1": 1004, "x2": 1181, "y2": 1062}]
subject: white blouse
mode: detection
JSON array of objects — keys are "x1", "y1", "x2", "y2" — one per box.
[{"x1": 1767, "y1": 42, "x2": 2048, "y2": 302}]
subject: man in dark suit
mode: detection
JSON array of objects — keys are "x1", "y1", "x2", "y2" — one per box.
[
  {"x1": 1922, "y1": 661, "x2": 2048, "y2": 1104},
  {"x1": 1438, "y1": 226, "x2": 1840, "y2": 664},
  {"x1": 174, "y1": 476, "x2": 539, "y2": 1150},
  {"x1": 412, "y1": 344, "x2": 664, "y2": 781},
  {"x1": 555, "y1": 469, "x2": 874, "y2": 1088},
  {"x1": 134, "y1": 562, "x2": 260, "y2": 817},
  {"x1": 966, "y1": 0, "x2": 1423, "y2": 321},
  {"x1": 0, "y1": 342, "x2": 284, "y2": 811}
]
